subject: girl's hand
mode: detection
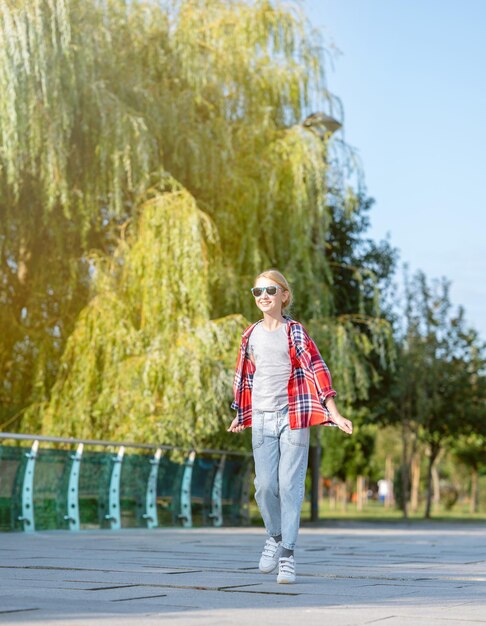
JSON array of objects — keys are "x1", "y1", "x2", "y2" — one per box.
[
  {"x1": 227, "y1": 415, "x2": 246, "y2": 433},
  {"x1": 332, "y1": 414, "x2": 353, "y2": 435}
]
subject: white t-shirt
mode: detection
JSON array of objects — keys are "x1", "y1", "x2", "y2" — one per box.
[{"x1": 247, "y1": 321, "x2": 292, "y2": 411}]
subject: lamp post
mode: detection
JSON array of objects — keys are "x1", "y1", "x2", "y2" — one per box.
[
  {"x1": 303, "y1": 111, "x2": 342, "y2": 523},
  {"x1": 302, "y1": 111, "x2": 342, "y2": 139}
]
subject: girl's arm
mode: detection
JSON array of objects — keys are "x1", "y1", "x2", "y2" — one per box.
[
  {"x1": 229, "y1": 340, "x2": 253, "y2": 433},
  {"x1": 300, "y1": 330, "x2": 353, "y2": 435},
  {"x1": 324, "y1": 397, "x2": 353, "y2": 434}
]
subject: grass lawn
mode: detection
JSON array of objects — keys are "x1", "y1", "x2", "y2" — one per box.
[{"x1": 248, "y1": 498, "x2": 486, "y2": 525}]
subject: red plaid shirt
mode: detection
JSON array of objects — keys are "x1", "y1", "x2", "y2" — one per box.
[{"x1": 231, "y1": 315, "x2": 337, "y2": 430}]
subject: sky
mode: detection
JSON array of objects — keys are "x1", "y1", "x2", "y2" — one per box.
[{"x1": 304, "y1": 0, "x2": 486, "y2": 339}]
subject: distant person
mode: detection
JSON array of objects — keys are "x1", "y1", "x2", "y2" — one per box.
[
  {"x1": 377, "y1": 478, "x2": 389, "y2": 503},
  {"x1": 228, "y1": 269, "x2": 353, "y2": 584}
]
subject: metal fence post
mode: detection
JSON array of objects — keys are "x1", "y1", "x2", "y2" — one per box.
[
  {"x1": 178, "y1": 450, "x2": 196, "y2": 527},
  {"x1": 18, "y1": 440, "x2": 39, "y2": 532},
  {"x1": 209, "y1": 454, "x2": 225, "y2": 527},
  {"x1": 105, "y1": 446, "x2": 125, "y2": 529},
  {"x1": 143, "y1": 448, "x2": 162, "y2": 529},
  {"x1": 64, "y1": 443, "x2": 84, "y2": 531}
]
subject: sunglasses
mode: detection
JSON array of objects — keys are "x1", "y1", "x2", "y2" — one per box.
[{"x1": 250, "y1": 285, "x2": 282, "y2": 297}]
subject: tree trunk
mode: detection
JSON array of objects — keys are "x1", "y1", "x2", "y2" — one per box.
[
  {"x1": 410, "y1": 451, "x2": 421, "y2": 513},
  {"x1": 401, "y1": 419, "x2": 409, "y2": 519},
  {"x1": 424, "y1": 443, "x2": 440, "y2": 519},
  {"x1": 431, "y1": 448, "x2": 444, "y2": 514},
  {"x1": 385, "y1": 454, "x2": 394, "y2": 508},
  {"x1": 470, "y1": 468, "x2": 479, "y2": 514},
  {"x1": 340, "y1": 481, "x2": 347, "y2": 511},
  {"x1": 356, "y1": 475, "x2": 364, "y2": 512}
]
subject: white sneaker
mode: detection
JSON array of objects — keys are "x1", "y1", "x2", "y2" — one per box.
[
  {"x1": 277, "y1": 555, "x2": 296, "y2": 584},
  {"x1": 258, "y1": 537, "x2": 282, "y2": 573}
]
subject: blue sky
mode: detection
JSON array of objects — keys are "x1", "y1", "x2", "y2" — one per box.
[{"x1": 304, "y1": 0, "x2": 486, "y2": 339}]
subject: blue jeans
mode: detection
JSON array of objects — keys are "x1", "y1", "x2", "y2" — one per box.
[{"x1": 252, "y1": 405, "x2": 310, "y2": 551}]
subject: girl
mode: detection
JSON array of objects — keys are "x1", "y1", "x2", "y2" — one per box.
[{"x1": 228, "y1": 269, "x2": 353, "y2": 584}]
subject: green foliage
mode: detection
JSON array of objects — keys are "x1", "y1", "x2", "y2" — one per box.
[
  {"x1": 452, "y1": 434, "x2": 486, "y2": 473},
  {"x1": 403, "y1": 271, "x2": 485, "y2": 446},
  {"x1": 1, "y1": 0, "x2": 396, "y2": 448},
  {"x1": 24, "y1": 180, "x2": 246, "y2": 449},
  {"x1": 379, "y1": 269, "x2": 486, "y2": 517},
  {"x1": 321, "y1": 408, "x2": 378, "y2": 481}
]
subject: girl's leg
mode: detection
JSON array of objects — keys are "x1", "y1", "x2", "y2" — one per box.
[
  {"x1": 277, "y1": 406, "x2": 310, "y2": 551},
  {"x1": 252, "y1": 409, "x2": 281, "y2": 538}
]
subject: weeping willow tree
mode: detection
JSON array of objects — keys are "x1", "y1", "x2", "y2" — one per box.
[
  {"x1": 1, "y1": 0, "x2": 394, "y2": 447},
  {"x1": 36, "y1": 177, "x2": 247, "y2": 448}
]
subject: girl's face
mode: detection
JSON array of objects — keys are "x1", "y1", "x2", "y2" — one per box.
[{"x1": 253, "y1": 277, "x2": 288, "y2": 317}]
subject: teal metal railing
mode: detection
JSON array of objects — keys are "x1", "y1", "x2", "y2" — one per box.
[{"x1": 0, "y1": 433, "x2": 252, "y2": 532}]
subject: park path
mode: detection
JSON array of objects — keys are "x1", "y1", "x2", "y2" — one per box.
[{"x1": 0, "y1": 522, "x2": 485, "y2": 625}]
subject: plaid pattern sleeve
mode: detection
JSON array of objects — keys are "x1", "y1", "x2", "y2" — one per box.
[
  {"x1": 290, "y1": 323, "x2": 337, "y2": 424},
  {"x1": 293, "y1": 324, "x2": 336, "y2": 425},
  {"x1": 231, "y1": 344, "x2": 244, "y2": 411},
  {"x1": 306, "y1": 336, "x2": 337, "y2": 407},
  {"x1": 231, "y1": 322, "x2": 258, "y2": 426}
]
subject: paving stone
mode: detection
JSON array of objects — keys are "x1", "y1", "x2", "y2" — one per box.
[{"x1": 0, "y1": 523, "x2": 484, "y2": 625}]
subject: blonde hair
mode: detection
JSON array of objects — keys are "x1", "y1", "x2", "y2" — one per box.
[{"x1": 254, "y1": 268, "x2": 293, "y2": 313}]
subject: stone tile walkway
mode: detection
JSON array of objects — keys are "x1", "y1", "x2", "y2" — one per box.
[{"x1": 0, "y1": 522, "x2": 484, "y2": 625}]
